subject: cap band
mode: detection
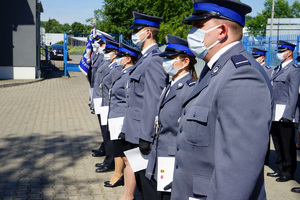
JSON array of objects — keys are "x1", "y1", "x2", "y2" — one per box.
[
  {"x1": 194, "y1": 3, "x2": 245, "y2": 26},
  {"x1": 279, "y1": 44, "x2": 295, "y2": 51},
  {"x1": 167, "y1": 43, "x2": 194, "y2": 56},
  {"x1": 106, "y1": 44, "x2": 119, "y2": 50},
  {"x1": 134, "y1": 18, "x2": 160, "y2": 27},
  {"x1": 253, "y1": 51, "x2": 266, "y2": 56},
  {"x1": 119, "y1": 47, "x2": 138, "y2": 57}
]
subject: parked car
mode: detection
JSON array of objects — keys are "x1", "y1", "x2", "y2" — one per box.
[{"x1": 50, "y1": 44, "x2": 69, "y2": 60}]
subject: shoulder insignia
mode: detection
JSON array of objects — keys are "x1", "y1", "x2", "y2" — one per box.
[
  {"x1": 177, "y1": 82, "x2": 184, "y2": 89},
  {"x1": 231, "y1": 54, "x2": 251, "y2": 68},
  {"x1": 293, "y1": 64, "x2": 300, "y2": 68},
  {"x1": 152, "y1": 49, "x2": 160, "y2": 57},
  {"x1": 266, "y1": 65, "x2": 271, "y2": 69},
  {"x1": 186, "y1": 79, "x2": 196, "y2": 87}
]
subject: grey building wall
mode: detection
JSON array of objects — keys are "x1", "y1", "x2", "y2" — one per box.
[
  {"x1": 0, "y1": 0, "x2": 43, "y2": 79},
  {"x1": 266, "y1": 18, "x2": 300, "y2": 37}
]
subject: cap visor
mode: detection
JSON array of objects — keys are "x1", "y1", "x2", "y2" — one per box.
[
  {"x1": 159, "y1": 51, "x2": 180, "y2": 57},
  {"x1": 129, "y1": 24, "x2": 144, "y2": 30},
  {"x1": 116, "y1": 52, "x2": 127, "y2": 57},
  {"x1": 182, "y1": 15, "x2": 211, "y2": 24}
]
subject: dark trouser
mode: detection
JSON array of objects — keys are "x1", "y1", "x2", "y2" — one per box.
[
  {"x1": 135, "y1": 170, "x2": 158, "y2": 200},
  {"x1": 97, "y1": 115, "x2": 114, "y2": 167},
  {"x1": 88, "y1": 66, "x2": 92, "y2": 86},
  {"x1": 270, "y1": 122, "x2": 297, "y2": 177}
]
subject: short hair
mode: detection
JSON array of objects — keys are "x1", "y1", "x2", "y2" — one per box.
[{"x1": 147, "y1": 27, "x2": 159, "y2": 40}]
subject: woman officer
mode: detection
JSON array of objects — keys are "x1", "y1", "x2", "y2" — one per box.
[
  {"x1": 145, "y1": 35, "x2": 197, "y2": 200},
  {"x1": 105, "y1": 43, "x2": 140, "y2": 198}
]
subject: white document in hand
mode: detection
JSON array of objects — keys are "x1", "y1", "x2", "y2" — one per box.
[
  {"x1": 157, "y1": 157, "x2": 175, "y2": 192},
  {"x1": 275, "y1": 104, "x2": 286, "y2": 121},
  {"x1": 99, "y1": 106, "x2": 109, "y2": 125},
  {"x1": 93, "y1": 98, "x2": 102, "y2": 114},
  {"x1": 108, "y1": 117, "x2": 124, "y2": 140},
  {"x1": 124, "y1": 147, "x2": 149, "y2": 172}
]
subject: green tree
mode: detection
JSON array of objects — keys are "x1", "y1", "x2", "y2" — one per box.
[
  {"x1": 71, "y1": 22, "x2": 86, "y2": 33},
  {"x1": 92, "y1": 0, "x2": 193, "y2": 44},
  {"x1": 245, "y1": 0, "x2": 294, "y2": 36},
  {"x1": 45, "y1": 18, "x2": 62, "y2": 33}
]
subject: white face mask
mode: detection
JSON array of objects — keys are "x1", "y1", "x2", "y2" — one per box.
[
  {"x1": 187, "y1": 25, "x2": 221, "y2": 59},
  {"x1": 162, "y1": 58, "x2": 184, "y2": 76},
  {"x1": 104, "y1": 52, "x2": 114, "y2": 61},
  {"x1": 131, "y1": 30, "x2": 147, "y2": 47},
  {"x1": 116, "y1": 57, "x2": 127, "y2": 67},
  {"x1": 98, "y1": 47, "x2": 104, "y2": 55},
  {"x1": 92, "y1": 42, "x2": 99, "y2": 51},
  {"x1": 276, "y1": 52, "x2": 286, "y2": 62},
  {"x1": 256, "y1": 57, "x2": 263, "y2": 64}
]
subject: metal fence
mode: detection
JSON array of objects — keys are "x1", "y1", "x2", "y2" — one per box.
[{"x1": 242, "y1": 34, "x2": 300, "y2": 67}]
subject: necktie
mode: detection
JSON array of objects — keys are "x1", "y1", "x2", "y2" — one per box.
[
  {"x1": 276, "y1": 64, "x2": 282, "y2": 73},
  {"x1": 199, "y1": 64, "x2": 210, "y2": 80}
]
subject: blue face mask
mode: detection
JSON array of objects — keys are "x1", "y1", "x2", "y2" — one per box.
[{"x1": 162, "y1": 58, "x2": 184, "y2": 76}]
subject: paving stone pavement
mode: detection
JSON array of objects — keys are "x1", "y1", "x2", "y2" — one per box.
[{"x1": 0, "y1": 70, "x2": 299, "y2": 200}]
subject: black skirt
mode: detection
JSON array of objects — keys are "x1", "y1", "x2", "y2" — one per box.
[{"x1": 113, "y1": 140, "x2": 138, "y2": 157}]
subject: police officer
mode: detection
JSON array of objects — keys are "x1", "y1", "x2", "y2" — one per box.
[
  {"x1": 145, "y1": 35, "x2": 197, "y2": 200},
  {"x1": 105, "y1": 43, "x2": 140, "y2": 190},
  {"x1": 267, "y1": 40, "x2": 300, "y2": 182},
  {"x1": 251, "y1": 47, "x2": 273, "y2": 79},
  {"x1": 171, "y1": 0, "x2": 272, "y2": 199},
  {"x1": 118, "y1": 12, "x2": 168, "y2": 200},
  {"x1": 93, "y1": 38, "x2": 119, "y2": 173},
  {"x1": 90, "y1": 33, "x2": 114, "y2": 113}
]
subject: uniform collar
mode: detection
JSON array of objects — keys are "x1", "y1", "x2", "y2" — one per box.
[
  {"x1": 171, "y1": 72, "x2": 189, "y2": 87},
  {"x1": 282, "y1": 59, "x2": 292, "y2": 69},
  {"x1": 142, "y1": 43, "x2": 156, "y2": 55},
  {"x1": 207, "y1": 41, "x2": 240, "y2": 69}
]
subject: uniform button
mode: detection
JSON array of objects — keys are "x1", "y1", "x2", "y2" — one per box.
[
  {"x1": 176, "y1": 164, "x2": 178, "y2": 169},
  {"x1": 184, "y1": 110, "x2": 186, "y2": 115},
  {"x1": 193, "y1": 113, "x2": 196, "y2": 117},
  {"x1": 177, "y1": 145, "x2": 179, "y2": 151},
  {"x1": 179, "y1": 127, "x2": 182, "y2": 133}
]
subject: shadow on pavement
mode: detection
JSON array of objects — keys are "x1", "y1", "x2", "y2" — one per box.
[{"x1": 0, "y1": 132, "x2": 98, "y2": 199}]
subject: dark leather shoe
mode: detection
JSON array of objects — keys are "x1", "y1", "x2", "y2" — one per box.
[
  {"x1": 104, "y1": 176, "x2": 124, "y2": 187},
  {"x1": 92, "y1": 151, "x2": 105, "y2": 157},
  {"x1": 267, "y1": 172, "x2": 281, "y2": 177},
  {"x1": 104, "y1": 180, "x2": 110, "y2": 185},
  {"x1": 276, "y1": 175, "x2": 293, "y2": 182},
  {"x1": 95, "y1": 165, "x2": 114, "y2": 173},
  {"x1": 95, "y1": 162, "x2": 105, "y2": 168},
  {"x1": 291, "y1": 187, "x2": 300, "y2": 193},
  {"x1": 91, "y1": 109, "x2": 95, "y2": 114}
]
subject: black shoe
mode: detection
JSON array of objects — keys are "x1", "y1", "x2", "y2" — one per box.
[
  {"x1": 267, "y1": 172, "x2": 281, "y2": 177},
  {"x1": 104, "y1": 176, "x2": 124, "y2": 187},
  {"x1": 104, "y1": 180, "x2": 110, "y2": 185},
  {"x1": 291, "y1": 187, "x2": 300, "y2": 193},
  {"x1": 95, "y1": 162, "x2": 105, "y2": 168},
  {"x1": 95, "y1": 165, "x2": 114, "y2": 173},
  {"x1": 91, "y1": 110, "x2": 95, "y2": 114},
  {"x1": 276, "y1": 175, "x2": 293, "y2": 182},
  {"x1": 92, "y1": 151, "x2": 105, "y2": 157}
]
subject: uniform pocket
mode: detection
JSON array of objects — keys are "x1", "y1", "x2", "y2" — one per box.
[
  {"x1": 131, "y1": 74, "x2": 144, "y2": 94},
  {"x1": 193, "y1": 175, "x2": 211, "y2": 197},
  {"x1": 183, "y1": 105, "x2": 211, "y2": 147}
]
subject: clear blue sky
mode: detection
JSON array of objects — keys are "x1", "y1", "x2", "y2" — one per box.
[{"x1": 40, "y1": 0, "x2": 297, "y2": 25}]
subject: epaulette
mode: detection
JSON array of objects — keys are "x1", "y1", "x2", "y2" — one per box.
[
  {"x1": 186, "y1": 79, "x2": 196, "y2": 86},
  {"x1": 231, "y1": 54, "x2": 251, "y2": 68},
  {"x1": 152, "y1": 49, "x2": 160, "y2": 57},
  {"x1": 293, "y1": 64, "x2": 300, "y2": 68}
]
